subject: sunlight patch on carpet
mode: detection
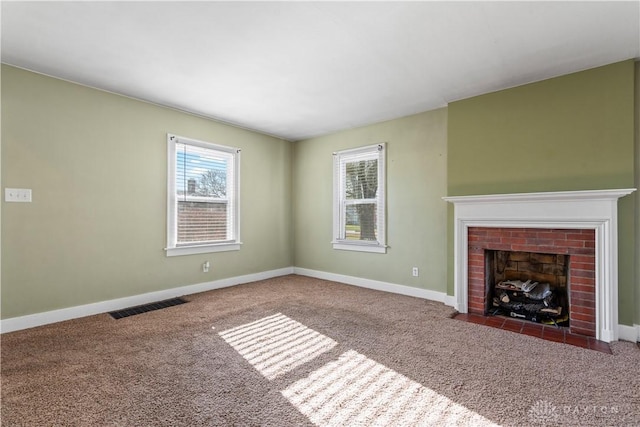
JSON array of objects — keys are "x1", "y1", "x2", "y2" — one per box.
[
  {"x1": 218, "y1": 313, "x2": 337, "y2": 380},
  {"x1": 281, "y1": 350, "x2": 499, "y2": 427}
]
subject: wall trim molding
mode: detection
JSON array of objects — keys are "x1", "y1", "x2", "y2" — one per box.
[
  {"x1": 293, "y1": 267, "x2": 450, "y2": 305},
  {"x1": 618, "y1": 324, "x2": 640, "y2": 342},
  {"x1": 0, "y1": 267, "x2": 294, "y2": 334},
  {"x1": 295, "y1": 268, "x2": 637, "y2": 342},
  {"x1": 4, "y1": 265, "x2": 636, "y2": 342}
]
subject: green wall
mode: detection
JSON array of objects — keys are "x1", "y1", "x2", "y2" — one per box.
[
  {"x1": 448, "y1": 60, "x2": 637, "y2": 326},
  {"x1": 2, "y1": 60, "x2": 638, "y2": 329},
  {"x1": 293, "y1": 109, "x2": 449, "y2": 292},
  {"x1": 1, "y1": 65, "x2": 293, "y2": 319}
]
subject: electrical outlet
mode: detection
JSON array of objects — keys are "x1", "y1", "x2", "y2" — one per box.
[
  {"x1": 203, "y1": 261, "x2": 210, "y2": 273},
  {"x1": 5, "y1": 188, "x2": 32, "y2": 202},
  {"x1": 412, "y1": 267, "x2": 419, "y2": 277}
]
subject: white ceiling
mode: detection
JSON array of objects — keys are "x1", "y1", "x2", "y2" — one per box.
[{"x1": 2, "y1": 1, "x2": 639, "y2": 141}]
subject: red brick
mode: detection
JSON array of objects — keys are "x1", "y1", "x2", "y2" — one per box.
[
  {"x1": 571, "y1": 291, "x2": 596, "y2": 303},
  {"x1": 501, "y1": 237, "x2": 527, "y2": 245},
  {"x1": 466, "y1": 314, "x2": 488, "y2": 325},
  {"x1": 570, "y1": 262, "x2": 595, "y2": 271},
  {"x1": 542, "y1": 327, "x2": 565, "y2": 343},
  {"x1": 579, "y1": 229, "x2": 596, "y2": 238},
  {"x1": 571, "y1": 284, "x2": 595, "y2": 294},
  {"x1": 565, "y1": 333, "x2": 590, "y2": 349},
  {"x1": 502, "y1": 320, "x2": 524, "y2": 333},
  {"x1": 571, "y1": 323, "x2": 596, "y2": 334},
  {"x1": 527, "y1": 228, "x2": 547, "y2": 233},
  {"x1": 554, "y1": 239, "x2": 585, "y2": 248},
  {"x1": 484, "y1": 316, "x2": 505, "y2": 327},
  {"x1": 469, "y1": 279, "x2": 484, "y2": 287},
  {"x1": 567, "y1": 233, "x2": 592, "y2": 241},
  {"x1": 572, "y1": 312, "x2": 596, "y2": 323},
  {"x1": 468, "y1": 297, "x2": 485, "y2": 307},
  {"x1": 571, "y1": 294, "x2": 596, "y2": 305},
  {"x1": 571, "y1": 305, "x2": 595, "y2": 316},
  {"x1": 512, "y1": 245, "x2": 566, "y2": 254},
  {"x1": 570, "y1": 302, "x2": 596, "y2": 314},
  {"x1": 469, "y1": 278, "x2": 485, "y2": 289},
  {"x1": 468, "y1": 262, "x2": 484, "y2": 270},
  {"x1": 488, "y1": 229, "x2": 511, "y2": 237},
  {"x1": 571, "y1": 327, "x2": 596, "y2": 338},
  {"x1": 588, "y1": 340, "x2": 612, "y2": 354},
  {"x1": 481, "y1": 237, "x2": 502, "y2": 244},
  {"x1": 571, "y1": 276, "x2": 595, "y2": 286},
  {"x1": 521, "y1": 323, "x2": 544, "y2": 338},
  {"x1": 570, "y1": 255, "x2": 595, "y2": 263},
  {"x1": 468, "y1": 306, "x2": 485, "y2": 315},
  {"x1": 538, "y1": 232, "x2": 568, "y2": 240},
  {"x1": 466, "y1": 226, "x2": 598, "y2": 337},
  {"x1": 571, "y1": 319, "x2": 596, "y2": 332},
  {"x1": 528, "y1": 239, "x2": 556, "y2": 246},
  {"x1": 477, "y1": 243, "x2": 509, "y2": 251},
  {"x1": 468, "y1": 227, "x2": 486, "y2": 232},
  {"x1": 571, "y1": 269, "x2": 595, "y2": 278},
  {"x1": 468, "y1": 299, "x2": 485, "y2": 308},
  {"x1": 571, "y1": 247, "x2": 596, "y2": 255},
  {"x1": 469, "y1": 289, "x2": 486, "y2": 298},
  {"x1": 468, "y1": 266, "x2": 484, "y2": 275}
]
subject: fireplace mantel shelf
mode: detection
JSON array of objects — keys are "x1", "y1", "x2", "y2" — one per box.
[
  {"x1": 443, "y1": 188, "x2": 636, "y2": 204},
  {"x1": 443, "y1": 188, "x2": 636, "y2": 343}
]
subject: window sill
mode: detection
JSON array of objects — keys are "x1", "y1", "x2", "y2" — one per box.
[
  {"x1": 166, "y1": 242, "x2": 242, "y2": 257},
  {"x1": 332, "y1": 241, "x2": 387, "y2": 254}
]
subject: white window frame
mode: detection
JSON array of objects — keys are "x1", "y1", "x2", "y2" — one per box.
[
  {"x1": 166, "y1": 134, "x2": 241, "y2": 256},
  {"x1": 332, "y1": 143, "x2": 387, "y2": 253}
]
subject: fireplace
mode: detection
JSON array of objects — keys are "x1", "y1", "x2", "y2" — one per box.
[
  {"x1": 468, "y1": 227, "x2": 596, "y2": 336},
  {"x1": 487, "y1": 250, "x2": 569, "y2": 324},
  {"x1": 444, "y1": 189, "x2": 635, "y2": 343}
]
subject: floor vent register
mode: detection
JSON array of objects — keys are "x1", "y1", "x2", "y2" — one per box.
[{"x1": 109, "y1": 297, "x2": 187, "y2": 319}]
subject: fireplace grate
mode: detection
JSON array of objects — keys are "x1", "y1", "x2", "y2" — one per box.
[{"x1": 109, "y1": 297, "x2": 187, "y2": 319}]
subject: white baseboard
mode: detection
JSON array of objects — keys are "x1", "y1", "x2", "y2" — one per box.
[
  {"x1": 1, "y1": 267, "x2": 294, "y2": 334},
  {"x1": 618, "y1": 323, "x2": 640, "y2": 342},
  {"x1": 293, "y1": 267, "x2": 452, "y2": 305},
  {"x1": 6, "y1": 265, "x2": 633, "y2": 342},
  {"x1": 443, "y1": 295, "x2": 457, "y2": 308},
  {"x1": 294, "y1": 269, "x2": 640, "y2": 343}
]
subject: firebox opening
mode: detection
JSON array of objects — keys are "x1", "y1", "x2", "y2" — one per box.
[{"x1": 485, "y1": 250, "x2": 570, "y2": 328}]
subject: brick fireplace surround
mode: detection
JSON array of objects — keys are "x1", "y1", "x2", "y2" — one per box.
[
  {"x1": 467, "y1": 227, "x2": 596, "y2": 337},
  {"x1": 444, "y1": 188, "x2": 636, "y2": 343}
]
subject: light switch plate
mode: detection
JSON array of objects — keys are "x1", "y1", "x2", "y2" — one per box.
[{"x1": 5, "y1": 188, "x2": 32, "y2": 202}]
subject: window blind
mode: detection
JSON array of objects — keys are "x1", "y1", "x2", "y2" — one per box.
[
  {"x1": 174, "y1": 141, "x2": 236, "y2": 246},
  {"x1": 333, "y1": 144, "x2": 386, "y2": 249}
]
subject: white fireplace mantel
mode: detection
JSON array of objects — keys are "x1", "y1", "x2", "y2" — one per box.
[{"x1": 443, "y1": 188, "x2": 636, "y2": 343}]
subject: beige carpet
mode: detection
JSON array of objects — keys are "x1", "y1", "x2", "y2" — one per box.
[{"x1": 2, "y1": 275, "x2": 639, "y2": 426}]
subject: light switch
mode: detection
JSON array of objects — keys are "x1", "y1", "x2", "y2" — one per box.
[{"x1": 5, "y1": 188, "x2": 32, "y2": 202}]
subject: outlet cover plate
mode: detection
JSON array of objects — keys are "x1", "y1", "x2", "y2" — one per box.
[{"x1": 5, "y1": 188, "x2": 32, "y2": 202}]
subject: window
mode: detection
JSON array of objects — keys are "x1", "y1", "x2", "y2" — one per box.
[
  {"x1": 333, "y1": 143, "x2": 386, "y2": 253},
  {"x1": 166, "y1": 134, "x2": 241, "y2": 256}
]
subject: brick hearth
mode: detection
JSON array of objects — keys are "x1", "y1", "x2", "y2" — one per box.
[{"x1": 467, "y1": 227, "x2": 596, "y2": 337}]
